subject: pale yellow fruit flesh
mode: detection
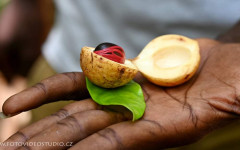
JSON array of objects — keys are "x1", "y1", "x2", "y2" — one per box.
[
  {"x1": 80, "y1": 47, "x2": 138, "y2": 88},
  {"x1": 133, "y1": 34, "x2": 200, "y2": 86}
]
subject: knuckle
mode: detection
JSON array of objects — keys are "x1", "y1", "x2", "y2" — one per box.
[
  {"x1": 32, "y1": 82, "x2": 47, "y2": 95},
  {"x1": 57, "y1": 115, "x2": 83, "y2": 132},
  {"x1": 62, "y1": 72, "x2": 80, "y2": 88},
  {"x1": 97, "y1": 128, "x2": 123, "y2": 148},
  {"x1": 9, "y1": 131, "x2": 30, "y2": 142},
  {"x1": 51, "y1": 108, "x2": 69, "y2": 119}
]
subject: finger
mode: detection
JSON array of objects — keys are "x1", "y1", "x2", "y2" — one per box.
[
  {"x1": 70, "y1": 120, "x2": 164, "y2": 150},
  {"x1": 2, "y1": 72, "x2": 89, "y2": 116},
  {"x1": 17, "y1": 109, "x2": 130, "y2": 150},
  {"x1": 4, "y1": 99, "x2": 100, "y2": 149}
]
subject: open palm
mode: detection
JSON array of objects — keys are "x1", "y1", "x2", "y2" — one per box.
[{"x1": 2, "y1": 39, "x2": 240, "y2": 150}]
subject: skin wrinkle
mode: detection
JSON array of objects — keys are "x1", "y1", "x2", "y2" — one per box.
[
  {"x1": 200, "y1": 83, "x2": 238, "y2": 121},
  {"x1": 50, "y1": 108, "x2": 70, "y2": 119},
  {"x1": 185, "y1": 97, "x2": 218, "y2": 130},
  {"x1": 32, "y1": 82, "x2": 47, "y2": 95},
  {"x1": 14, "y1": 131, "x2": 30, "y2": 142},
  {"x1": 162, "y1": 88, "x2": 182, "y2": 104},
  {"x1": 162, "y1": 88, "x2": 199, "y2": 127},
  {"x1": 96, "y1": 128, "x2": 124, "y2": 150},
  {"x1": 57, "y1": 115, "x2": 84, "y2": 133},
  {"x1": 141, "y1": 119, "x2": 166, "y2": 132},
  {"x1": 58, "y1": 73, "x2": 89, "y2": 100},
  {"x1": 233, "y1": 74, "x2": 240, "y2": 85},
  {"x1": 186, "y1": 103, "x2": 198, "y2": 127},
  {"x1": 206, "y1": 71, "x2": 240, "y2": 116},
  {"x1": 209, "y1": 71, "x2": 237, "y2": 98},
  {"x1": 62, "y1": 72, "x2": 81, "y2": 89},
  {"x1": 230, "y1": 105, "x2": 240, "y2": 116},
  {"x1": 173, "y1": 123, "x2": 180, "y2": 135},
  {"x1": 233, "y1": 95, "x2": 240, "y2": 106},
  {"x1": 214, "y1": 97, "x2": 239, "y2": 109},
  {"x1": 207, "y1": 100, "x2": 240, "y2": 117},
  {"x1": 236, "y1": 95, "x2": 240, "y2": 104},
  {"x1": 141, "y1": 86, "x2": 150, "y2": 102},
  {"x1": 200, "y1": 91, "x2": 218, "y2": 114}
]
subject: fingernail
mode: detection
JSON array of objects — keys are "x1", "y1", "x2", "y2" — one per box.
[{"x1": 0, "y1": 112, "x2": 8, "y2": 119}]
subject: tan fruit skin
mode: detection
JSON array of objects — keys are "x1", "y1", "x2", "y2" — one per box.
[{"x1": 80, "y1": 47, "x2": 138, "y2": 88}]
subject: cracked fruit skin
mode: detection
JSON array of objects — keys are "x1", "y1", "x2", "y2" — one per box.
[
  {"x1": 133, "y1": 34, "x2": 200, "y2": 87},
  {"x1": 80, "y1": 47, "x2": 138, "y2": 88},
  {"x1": 94, "y1": 42, "x2": 126, "y2": 64}
]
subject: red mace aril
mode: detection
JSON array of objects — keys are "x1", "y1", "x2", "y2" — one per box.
[{"x1": 94, "y1": 42, "x2": 126, "y2": 64}]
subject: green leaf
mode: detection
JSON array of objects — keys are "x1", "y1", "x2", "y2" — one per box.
[{"x1": 86, "y1": 78, "x2": 146, "y2": 121}]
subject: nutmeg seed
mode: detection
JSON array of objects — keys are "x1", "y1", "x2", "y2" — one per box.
[{"x1": 94, "y1": 42, "x2": 125, "y2": 64}]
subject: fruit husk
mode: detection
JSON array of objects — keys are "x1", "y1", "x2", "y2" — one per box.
[
  {"x1": 80, "y1": 47, "x2": 138, "y2": 88},
  {"x1": 133, "y1": 34, "x2": 200, "y2": 86}
]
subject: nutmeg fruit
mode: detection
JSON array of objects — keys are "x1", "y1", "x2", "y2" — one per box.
[{"x1": 80, "y1": 46, "x2": 138, "y2": 88}]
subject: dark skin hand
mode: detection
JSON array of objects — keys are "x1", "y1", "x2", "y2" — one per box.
[{"x1": 1, "y1": 39, "x2": 240, "y2": 150}]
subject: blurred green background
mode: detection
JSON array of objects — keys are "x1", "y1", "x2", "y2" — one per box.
[{"x1": 0, "y1": 0, "x2": 9, "y2": 12}]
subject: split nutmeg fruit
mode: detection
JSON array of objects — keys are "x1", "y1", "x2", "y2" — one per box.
[{"x1": 80, "y1": 34, "x2": 200, "y2": 88}]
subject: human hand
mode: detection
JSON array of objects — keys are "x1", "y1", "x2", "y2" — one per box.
[{"x1": 2, "y1": 39, "x2": 240, "y2": 150}]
